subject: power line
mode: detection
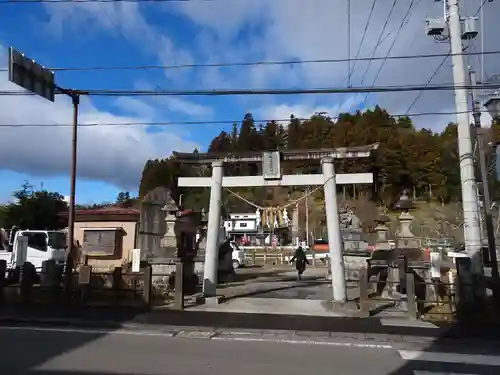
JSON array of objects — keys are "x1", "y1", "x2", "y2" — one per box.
[
  {"x1": 474, "y1": 0, "x2": 490, "y2": 17},
  {"x1": 95, "y1": 0, "x2": 165, "y2": 92},
  {"x1": 1, "y1": 50, "x2": 498, "y2": 73},
  {"x1": 347, "y1": 0, "x2": 351, "y2": 86},
  {"x1": 404, "y1": 53, "x2": 449, "y2": 114},
  {"x1": 2, "y1": 0, "x2": 207, "y2": 3},
  {"x1": 2, "y1": 82, "x2": 500, "y2": 97},
  {"x1": 348, "y1": 0, "x2": 377, "y2": 86},
  {"x1": 345, "y1": 0, "x2": 397, "y2": 115},
  {"x1": 366, "y1": 0, "x2": 420, "y2": 97},
  {"x1": 360, "y1": 0, "x2": 421, "y2": 111},
  {"x1": 358, "y1": 0, "x2": 398, "y2": 87},
  {"x1": 0, "y1": 109, "x2": 489, "y2": 128}
]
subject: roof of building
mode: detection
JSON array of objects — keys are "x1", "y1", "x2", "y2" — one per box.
[{"x1": 77, "y1": 207, "x2": 140, "y2": 215}]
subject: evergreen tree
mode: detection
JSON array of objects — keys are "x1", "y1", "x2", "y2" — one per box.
[{"x1": 137, "y1": 107, "x2": 494, "y2": 208}]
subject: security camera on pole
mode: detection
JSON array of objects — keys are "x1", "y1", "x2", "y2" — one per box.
[{"x1": 425, "y1": 2, "x2": 483, "y2": 278}]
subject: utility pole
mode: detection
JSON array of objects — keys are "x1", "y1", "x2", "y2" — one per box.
[
  {"x1": 446, "y1": 0, "x2": 483, "y2": 274},
  {"x1": 66, "y1": 92, "x2": 80, "y2": 263},
  {"x1": 470, "y1": 69, "x2": 500, "y2": 294}
]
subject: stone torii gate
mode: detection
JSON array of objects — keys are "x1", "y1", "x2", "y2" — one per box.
[{"x1": 174, "y1": 144, "x2": 379, "y2": 303}]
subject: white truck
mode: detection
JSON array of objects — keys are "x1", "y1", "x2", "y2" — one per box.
[{"x1": 0, "y1": 229, "x2": 68, "y2": 272}]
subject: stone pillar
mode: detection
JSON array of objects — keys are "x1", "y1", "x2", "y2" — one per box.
[
  {"x1": 321, "y1": 157, "x2": 347, "y2": 303},
  {"x1": 203, "y1": 160, "x2": 224, "y2": 297}
]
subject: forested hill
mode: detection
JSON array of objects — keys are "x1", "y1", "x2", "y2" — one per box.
[{"x1": 138, "y1": 106, "x2": 500, "y2": 210}]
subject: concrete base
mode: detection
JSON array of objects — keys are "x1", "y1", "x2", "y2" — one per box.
[
  {"x1": 197, "y1": 295, "x2": 225, "y2": 307},
  {"x1": 326, "y1": 300, "x2": 361, "y2": 317},
  {"x1": 189, "y1": 297, "x2": 359, "y2": 317}
]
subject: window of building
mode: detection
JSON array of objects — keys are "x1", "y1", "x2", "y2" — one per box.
[{"x1": 82, "y1": 229, "x2": 120, "y2": 256}]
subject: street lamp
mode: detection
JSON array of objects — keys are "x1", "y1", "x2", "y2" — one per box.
[{"x1": 484, "y1": 94, "x2": 500, "y2": 120}]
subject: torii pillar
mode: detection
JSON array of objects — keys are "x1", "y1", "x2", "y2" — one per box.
[
  {"x1": 203, "y1": 160, "x2": 224, "y2": 297},
  {"x1": 322, "y1": 156, "x2": 347, "y2": 302}
]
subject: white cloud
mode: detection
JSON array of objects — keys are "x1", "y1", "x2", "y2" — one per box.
[
  {"x1": 163, "y1": 97, "x2": 214, "y2": 118},
  {"x1": 132, "y1": 81, "x2": 215, "y2": 118},
  {"x1": 167, "y1": 0, "x2": 500, "y2": 131},
  {"x1": 39, "y1": 0, "x2": 500, "y2": 134},
  {"x1": 43, "y1": 1, "x2": 196, "y2": 85},
  {"x1": 0, "y1": 48, "x2": 199, "y2": 189},
  {"x1": 113, "y1": 97, "x2": 157, "y2": 118},
  {"x1": 257, "y1": 95, "x2": 366, "y2": 123}
]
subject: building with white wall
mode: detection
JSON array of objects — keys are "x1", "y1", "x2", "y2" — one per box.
[{"x1": 224, "y1": 213, "x2": 258, "y2": 234}]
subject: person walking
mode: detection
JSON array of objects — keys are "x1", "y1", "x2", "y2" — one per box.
[{"x1": 290, "y1": 246, "x2": 309, "y2": 280}]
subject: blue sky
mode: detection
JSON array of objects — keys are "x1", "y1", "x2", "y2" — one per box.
[{"x1": 0, "y1": 0, "x2": 497, "y2": 204}]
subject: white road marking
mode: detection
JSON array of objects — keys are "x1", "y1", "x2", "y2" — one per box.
[
  {"x1": 213, "y1": 336, "x2": 393, "y2": 349},
  {"x1": 380, "y1": 319, "x2": 439, "y2": 329},
  {"x1": 0, "y1": 325, "x2": 174, "y2": 337},
  {"x1": 0, "y1": 325, "x2": 392, "y2": 349},
  {"x1": 0, "y1": 326, "x2": 392, "y2": 348},
  {"x1": 176, "y1": 330, "x2": 214, "y2": 338},
  {"x1": 399, "y1": 350, "x2": 500, "y2": 366}
]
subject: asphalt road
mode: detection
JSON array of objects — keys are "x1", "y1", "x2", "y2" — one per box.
[{"x1": 1, "y1": 325, "x2": 500, "y2": 375}]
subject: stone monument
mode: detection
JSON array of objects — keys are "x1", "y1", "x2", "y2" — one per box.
[
  {"x1": 340, "y1": 208, "x2": 368, "y2": 252},
  {"x1": 149, "y1": 191, "x2": 202, "y2": 284},
  {"x1": 340, "y1": 207, "x2": 369, "y2": 281}
]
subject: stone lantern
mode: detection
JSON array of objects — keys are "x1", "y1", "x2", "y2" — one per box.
[
  {"x1": 160, "y1": 194, "x2": 180, "y2": 258},
  {"x1": 374, "y1": 213, "x2": 391, "y2": 250},
  {"x1": 393, "y1": 190, "x2": 419, "y2": 249}
]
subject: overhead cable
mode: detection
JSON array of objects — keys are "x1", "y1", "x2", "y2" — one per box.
[
  {"x1": 0, "y1": 51, "x2": 498, "y2": 73},
  {"x1": 0, "y1": 109, "x2": 491, "y2": 128},
  {"x1": 1, "y1": 82, "x2": 500, "y2": 97}
]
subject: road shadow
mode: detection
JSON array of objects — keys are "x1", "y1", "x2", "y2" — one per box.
[
  {"x1": 222, "y1": 280, "x2": 329, "y2": 300},
  {"x1": 225, "y1": 268, "x2": 290, "y2": 283},
  {"x1": 2, "y1": 271, "x2": 500, "y2": 375},
  {"x1": 2, "y1": 304, "x2": 500, "y2": 375},
  {"x1": 382, "y1": 289, "x2": 500, "y2": 375}
]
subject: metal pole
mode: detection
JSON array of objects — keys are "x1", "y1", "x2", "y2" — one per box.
[
  {"x1": 447, "y1": 0, "x2": 483, "y2": 274},
  {"x1": 321, "y1": 157, "x2": 347, "y2": 303},
  {"x1": 305, "y1": 186, "x2": 309, "y2": 246},
  {"x1": 67, "y1": 92, "x2": 79, "y2": 259},
  {"x1": 470, "y1": 69, "x2": 500, "y2": 295}
]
